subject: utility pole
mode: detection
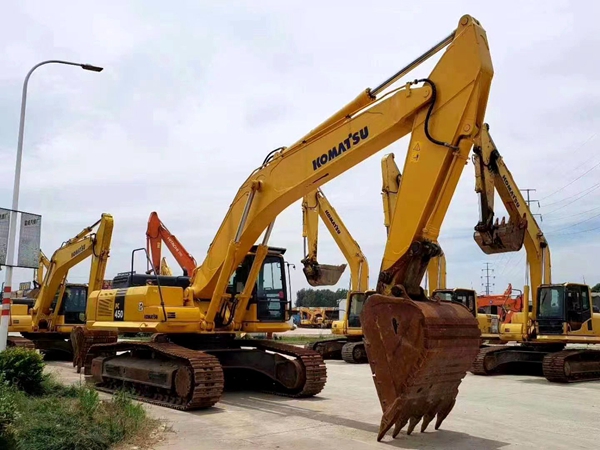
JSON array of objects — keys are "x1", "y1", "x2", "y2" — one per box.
[
  {"x1": 481, "y1": 262, "x2": 495, "y2": 296},
  {"x1": 521, "y1": 188, "x2": 543, "y2": 222}
]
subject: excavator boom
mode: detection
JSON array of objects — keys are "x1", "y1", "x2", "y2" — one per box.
[{"x1": 380, "y1": 153, "x2": 447, "y2": 294}]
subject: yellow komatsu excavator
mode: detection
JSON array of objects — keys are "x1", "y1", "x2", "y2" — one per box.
[
  {"x1": 300, "y1": 190, "x2": 349, "y2": 288},
  {"x1": 468, "y1": 126, "x2": 600, "y2": 382},
  {"x1": 82, "y1": 15, "x2": 493, "y2": 440},
  {"x1": 300, "y1": 187, "x2": 373, "y2": 363},
  {"x1": 8, "y1": 214, "x2": 117, "y2": 358}
]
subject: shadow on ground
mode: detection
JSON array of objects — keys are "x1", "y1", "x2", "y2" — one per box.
[{"x1": 218, "y1": 392, "x2": 510, "y2": 450}]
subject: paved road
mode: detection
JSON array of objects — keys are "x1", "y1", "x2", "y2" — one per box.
[{"x1": 46, "y1": 358, "x2": 600, "y2": 450}]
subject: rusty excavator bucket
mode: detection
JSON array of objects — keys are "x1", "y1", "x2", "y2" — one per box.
[
  {"x1": 473, "y1": 216, "x2": 526, "y2": 255},
  {"x1": 302, "y1": 260, "x2": 347, "y2": 287},
  {"x1": 361, "y1": 293, "x2": 481, "y2": 441}
]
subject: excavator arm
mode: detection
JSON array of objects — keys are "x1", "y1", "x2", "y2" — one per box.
[
  {"x1": 301, "y1": 189, "x2": 369, "y2": 291},
  {"x1": 146, "y1": 211, "x2": 197, "y2": 276},
  {"x1": 472, "y1": 124, "x2": 551, "y2": 317},
  {"x1": 32, "y1": 214, "x2": 114, "y2": 330},
  {"x1": 301, "y1": 191, "x2": 347, "y2": 287}
]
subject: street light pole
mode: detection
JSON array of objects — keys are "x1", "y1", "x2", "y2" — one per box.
[{"x1": 0, "y1": 60, "x2": 103, "y2": 351}]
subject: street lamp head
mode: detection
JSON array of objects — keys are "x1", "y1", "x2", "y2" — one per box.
[{"x1": 80, "y1": 64, "x2": 104, "y2": 72}]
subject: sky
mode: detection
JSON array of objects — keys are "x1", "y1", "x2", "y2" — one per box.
[{"x1": 0, "y1": 0, "x2": 599, "y2": 300}]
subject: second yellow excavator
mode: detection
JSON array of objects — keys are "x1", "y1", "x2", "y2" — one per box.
[
  {"x1": 81, "y1": 15, "x2": 493, "y2": 441},
  {"x1": 468, "y1": 125, "x2": 600, "y2": 382},
  {"x1": 299, "y1": 187, "x2": 373, "y2": 363},
  {"x1": 8, "y1": 214, "x2": 117, "y2": 359}
]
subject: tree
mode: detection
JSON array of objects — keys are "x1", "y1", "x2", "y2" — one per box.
[
  {"x1": 295, "y1": 288, "x2": 348, "y2": 307},
  {"x1": 591, "y1": 283, "x2": 600, "y2": 293}
]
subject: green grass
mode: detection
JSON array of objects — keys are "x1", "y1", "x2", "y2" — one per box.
[
  {"x1": 0, "y1": 374, "x2": 159, "y2": 450},
  {"x1": 271, "y1": 335, "x2": 341, "y2": 345}
]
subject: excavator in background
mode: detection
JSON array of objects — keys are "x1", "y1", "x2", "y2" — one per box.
[
  {"x1": 469, "y1": 125, "x2": 600, "y2": 382},
  {"x1": 8, "y1": 214, "x2": 117, "y2": 359},
  {"x1": 300, "y1": 187, "x2": 374, "y2": 363},
  {"x1": 477, "y1": 283, "x2": 523, "y2": 323},
  {"x1": 292, "y1": 306, "x2": 339, "y2": 328},
  {"x1": 146, "y1": 211, "x2": 197, "y2": 277},
  {"x1": 7, "y1": 251, "x2": 52, "y2": 349},
  {"x1": 81, "y1": 15, "x2": 493, "y2": 440}
]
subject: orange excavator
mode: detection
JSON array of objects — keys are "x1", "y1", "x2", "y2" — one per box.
[
  {"x1": 477, "y1": 283, "x2": 523, "y2": 323},
  {"x1": 146, "y1": 211, "x2": 197, "y2": 277}
]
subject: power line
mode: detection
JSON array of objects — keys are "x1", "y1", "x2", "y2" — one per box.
[
  {"x1": 547, "y1": 210, "x2": 600, "y2": 234},
  {"x1": 540, "y1": 134, "x2": 600, "y2": 201},
  {"x1": 552, "y1": 223, "x2": 600, "y2": 236},
  {"x1": 543, "y1": 204, "x2": 600, "y2": 222},
  {"x1": 544, "y1": 182, "x2": 600, "y2": 215}
]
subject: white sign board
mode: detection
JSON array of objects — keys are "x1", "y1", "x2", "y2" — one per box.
[
  {"x1": 17, "y1": 213, "x2": 41, "y2": 269},
  {"x1": 0, "y1": 209, "x2": 10, "y2": 265}
]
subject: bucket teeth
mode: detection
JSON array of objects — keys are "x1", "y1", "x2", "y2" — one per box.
[
  {"x1": 392, "y1": 415, "x2": 409, "y2": 438},
  {"x1": 406, "y1": 416, "x2": 420, "y2": 435},
  {"x1": 435, "y1": 398, "x2": 456, "y2": 430},
  {"x1": 421, "y1": 412, "x2": 435, "y2": 433},
  {"x1": 362, "y1": 294, "x2": 481, "y2": 441}
]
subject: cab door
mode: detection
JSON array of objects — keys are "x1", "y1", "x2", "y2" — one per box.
[{"x1": 566, "y1": 285, "x2": 592, "y2": 333}]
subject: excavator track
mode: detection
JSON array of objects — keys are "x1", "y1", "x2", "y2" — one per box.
[
  {"x1": 86, "y1": 341, "x2": 224, "y2": 410},
  {"x1": 470, "y1": 345, "x2": 510, "y2": 375},
  {"x1": 543, "y1": 349, "x2": 600, "y2": 383},
  {"x1": 243, "y1": 339, "x2": 327, "y2": 398},
  {"x1": 7, "y1": 336, "x2": 35, "y2": 349},
  {"x1": 341, "y1": 341, "x2": 368, "y2": 364}
]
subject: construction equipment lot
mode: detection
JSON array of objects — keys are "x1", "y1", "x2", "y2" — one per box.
[{"x1": 46, "y1": 352, "x2": 599, "y2": 450}]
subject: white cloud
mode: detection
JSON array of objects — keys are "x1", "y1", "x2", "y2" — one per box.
[{"x1": 1, "y1": 0, "x2": 599, "y2": 297}]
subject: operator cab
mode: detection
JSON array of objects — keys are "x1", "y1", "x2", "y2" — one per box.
[
  {"x1": 346, "y1": 290, "x2": 376, "y2": 328},
  {"x1": 227, "y1": 246, "x2": 289, "y2": 323},
  {"x1": 432, "y1": 289, "x2": 477, "y2": 317},
  {"x1": 50, "y1": 284, "x2": 89, "y2": 324},
  {"x1": 537, "y1": 283, "x2": 593, "y2": 335}
]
